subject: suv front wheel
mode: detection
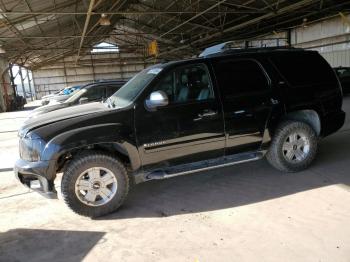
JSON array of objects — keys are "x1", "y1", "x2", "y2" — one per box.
[
  {"x1": 61, "y1": 152, "x2": 129, "y2": 217},
  {"x1": 267, "y1": 121, "x2": 318, "y2": 172}
]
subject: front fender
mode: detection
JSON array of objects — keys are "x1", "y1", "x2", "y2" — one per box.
[{"x1": 41, "y1": 123, "x2": 141, "y2": 170}]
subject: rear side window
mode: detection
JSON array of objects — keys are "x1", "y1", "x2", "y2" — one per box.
[
  {"x1": 213, "y1": 59, "x2": 269, "y2": 97},
  {"x1": 270, "y1": 52, "x2": 336, "y2": 86}
]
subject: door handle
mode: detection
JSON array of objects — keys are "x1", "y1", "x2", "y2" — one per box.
[
  {"x1": 194, "y1": 110, "x2": 217, "y2": 121},
  {"x1": 200, "y1": 110, "x2": 217, "y2": 117},
  {"x1": 270, "y1": 98, "x2": 279, "y2": 105},
  {"x1": 234, "y1": 110, "x2": 245, "y2": 115}
]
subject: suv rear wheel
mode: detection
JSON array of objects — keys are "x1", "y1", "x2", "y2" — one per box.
[
  {"x1": 61, "y1": 152, "x2": 129, "y2": 217},
  {"x1": 267, "y1": 121, "x2": 318, "y2": 172}
]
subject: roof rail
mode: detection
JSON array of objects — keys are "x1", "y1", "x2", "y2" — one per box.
[{"x1": 199, "y1": 41, "x2": 299, "y2": 57}]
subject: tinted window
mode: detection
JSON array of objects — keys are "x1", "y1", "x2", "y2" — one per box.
[
  {"x1": 152, "y1": 63, "x2": 214, "y2": 103},
  {"x1": 270, "y1": 52, "x2": 336, "y2": 86},
  {"x1": 84, "y1": 86, "x2": 105, "y2": 101},
  {"x1": 213, "y1": 59, "x2": 269, "y2": 97},
  {"x1": 106, "y1": 85, "x2": 121, "y2": 97}
]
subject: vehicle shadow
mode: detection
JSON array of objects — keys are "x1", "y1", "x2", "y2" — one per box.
[
  {"x1": 100, "y1": 130, "x2": 350, "y2": 220},
  {"x1": 0, "y1": 229, "x2": 105, "y2": 262}
]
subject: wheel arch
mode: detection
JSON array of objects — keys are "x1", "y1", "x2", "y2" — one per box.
[
  {"x1": 55, "y1": 142, "x2": 141, "y2": 174},
  {"x1": 267, "y1": 108, "x2": 322, "y2": 138},
  {"x1": 282, "y1": 109, "x2": 321, "y2": 136}
]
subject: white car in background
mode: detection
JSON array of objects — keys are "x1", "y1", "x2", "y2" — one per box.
[{"x1": 41, "y1": 85, "x2": 81, "y2": 105}]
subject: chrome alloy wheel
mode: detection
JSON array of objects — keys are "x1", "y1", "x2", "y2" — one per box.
[
  {"x1": 74, "y1": 167, "x2": 118, "y2": 206},
  {"x1": 282, "y1": 132, "x2": 310, "y2": 163}
]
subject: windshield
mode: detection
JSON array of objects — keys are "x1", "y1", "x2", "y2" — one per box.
[
  {"x1": 107, "y1": 67, "x2": 162, "y2": 108},
  {"x1": 65, "y1": 88, "x2": 87, "y2": 103}
]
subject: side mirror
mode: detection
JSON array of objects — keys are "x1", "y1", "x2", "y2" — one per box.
[
  {"x1": 145, "y1": 91, "x2": 169, "y2": 110},
  {"x1": 79, "y1": 97, "x2": 89, "y2": 104}
]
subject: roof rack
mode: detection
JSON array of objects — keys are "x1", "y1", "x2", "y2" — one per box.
[{"x1": 199, "y1": 41, "x2": 300, "y2": 57}]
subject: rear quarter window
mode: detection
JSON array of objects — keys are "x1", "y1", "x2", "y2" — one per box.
[
  {"x1": 270, "y1": 52, "x2": 337, "y2": 86},
  {"x1": 212, "y1": 59, "x2": 269, "y2": 97}
]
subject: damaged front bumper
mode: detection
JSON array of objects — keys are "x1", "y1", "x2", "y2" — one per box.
[{"x1": 14, "y1": 158, "x2": 58, "y2": 199}]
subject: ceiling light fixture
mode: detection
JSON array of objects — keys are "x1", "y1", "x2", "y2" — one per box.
[{"x1": 99, "y1": 13, "x2": 111, "y2": 26}]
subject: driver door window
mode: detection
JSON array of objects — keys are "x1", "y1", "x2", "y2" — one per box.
[
  {"x1": 152, "y1": 64, "x2": 215, "y2": 104},
  {"x1": 84, "y1": 86, "x2": 105, "y2": 101}
]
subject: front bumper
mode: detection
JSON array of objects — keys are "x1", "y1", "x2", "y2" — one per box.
[{"x1": 14, "y1": 159, "x2": 58, "y2": 199}]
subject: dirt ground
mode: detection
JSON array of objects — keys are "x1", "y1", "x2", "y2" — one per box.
[{"x1": 0, "y1": 99, "x2": 349, "y2": 262}]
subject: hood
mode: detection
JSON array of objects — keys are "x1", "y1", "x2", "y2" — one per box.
[
  {"x1": 21, "y1": 102, "x2": 109, "y2": 134},
  {"x1": 49, "y1": 94, "x2": 70, "y2": 103},
  {"x1": 28, "y1": 103, "x2": 70, "y2": 118}
]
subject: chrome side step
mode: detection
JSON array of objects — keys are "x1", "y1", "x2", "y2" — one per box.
[{"x1": 146, "y1": 151, "x2": 265, "y2": 180}]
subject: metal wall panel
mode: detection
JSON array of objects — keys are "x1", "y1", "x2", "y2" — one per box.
[
  {"x1": 33, "y1": 52, "x2": 150, "y2": 98},
  {"x1": 321, "y1": 49, "x2": 350, "y2": 67}
]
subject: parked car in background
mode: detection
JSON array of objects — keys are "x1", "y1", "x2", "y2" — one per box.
[
  {"x1": 15, "y1": 48, "x2": 345, "y2": 217},
  {"x1": 334, "y1": 66, "x2": 350, "y2": 95},
  {"x1": 29, "y1": 80, "x2": 126, "y2": 118},
  {"x1": 41, "y1": 88, "x2": 64, "y2": 105},
  {"x1": 41, "y1": 85, "x2": 81, "y2": 105}
]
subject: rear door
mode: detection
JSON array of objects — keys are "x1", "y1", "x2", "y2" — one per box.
[{"x1": 212, "y1": 58, "x2": 273, "y2": 155}]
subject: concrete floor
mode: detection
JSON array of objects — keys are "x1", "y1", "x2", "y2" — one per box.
[{"x1": 0, "y1": 98, "x2": 349, "y2": 262}]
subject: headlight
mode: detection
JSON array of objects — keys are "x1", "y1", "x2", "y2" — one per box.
[{"x1": 19, "y1": 134, "x2": 45, "y2": 162}]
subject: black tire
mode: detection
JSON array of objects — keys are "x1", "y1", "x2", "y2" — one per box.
[
  {"x1": 61, "y1": 152, "x2": 129, "y2": 218},
  {"x1": 266, "y1": 120, "x2": 318, "y2": 172}
]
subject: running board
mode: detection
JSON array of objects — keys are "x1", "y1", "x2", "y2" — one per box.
[{"x1": 146, "y1": 151, "x2": 265, "y2": 180}]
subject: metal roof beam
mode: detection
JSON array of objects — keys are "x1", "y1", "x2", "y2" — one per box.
[
  {"x1": 75, "y1": 0, "x2": 95, "y2": 64},
  {"x1": 158, "y1": 0, "x2": 318, "y2": 57},
  {"x1": 0, "y1": 0, "x2": 81, "y2": 29},
  {"x1": 160, "y1": 0, "x2": 227, "y2": 38},
  {"x1": 134, "y1": 2, "x2": 216, "y2": 31},
  {"x1": 0, "y1": 10, "x2": 275, "y2": 15},
  {"x1": 0, "y1": 33, "x2": 185, "y2": 39},
  {"x1": 176, "y1": 0, "x2": 282, "y2": 38}
]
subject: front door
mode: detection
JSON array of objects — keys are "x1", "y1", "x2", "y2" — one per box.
[{"x1": 135, "y1": 63, "x2": 225, "y2": 171}]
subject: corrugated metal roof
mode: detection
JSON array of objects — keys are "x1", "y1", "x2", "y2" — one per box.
[{"x1": 0, "y1": 0, "x2": 349, "y2": 69}]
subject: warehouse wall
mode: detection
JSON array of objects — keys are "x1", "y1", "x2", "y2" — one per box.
[
  {"x1": 321, "y1": 48, "x2": 350, "y2": 67},
  {"x1": 33, "y1": 52, "x2": 151, "y2": 98},
  {"x1": 243, "y1": 14, "x2": 350, "y2": 67},
  {"x1": 292, "y1": 14, "x2": 350, "y2": 67}
]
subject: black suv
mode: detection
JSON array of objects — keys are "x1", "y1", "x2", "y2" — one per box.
[
  {"x1": 29, "y1": 80, "x2": 126, "y2": 118},
  {"x1": 15, "y1": 48, "x2": 345, "y2": 217}
]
